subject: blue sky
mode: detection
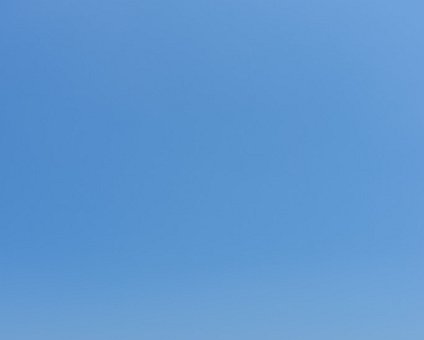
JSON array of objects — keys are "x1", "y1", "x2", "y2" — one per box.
[{"x1": 1, "y1": 0, "x2": 424, "y2": 339}]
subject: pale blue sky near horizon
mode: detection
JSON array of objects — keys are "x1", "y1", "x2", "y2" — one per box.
[{"x1": 1, "y1": 1, "x2": 424, "y2": 339}]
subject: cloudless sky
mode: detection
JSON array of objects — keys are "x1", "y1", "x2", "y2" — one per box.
[{"x1": 1, "y1": 0, "x2": 424, "y2": 339}]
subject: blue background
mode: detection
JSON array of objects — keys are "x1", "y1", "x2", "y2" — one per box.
[{"x1": 1, "y1": 1, "x2": 423, "y2": 338}]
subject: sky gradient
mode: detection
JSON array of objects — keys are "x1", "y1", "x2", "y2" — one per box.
[{"x1": 1, "y1": 1, "x2": 424, "y2": 339}]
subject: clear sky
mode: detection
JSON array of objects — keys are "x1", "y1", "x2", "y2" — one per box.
[{"x1": 1, "y1": 0, "x2": 423, "y2": 339}]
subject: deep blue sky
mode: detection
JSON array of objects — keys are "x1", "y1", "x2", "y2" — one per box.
[{"x1": 1, "y1": 1, "x2": 423, "y2": 339}]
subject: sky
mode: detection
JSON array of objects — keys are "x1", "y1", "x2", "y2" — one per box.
[{"x1": 1, "y1": 0, "x2": 423, "y2": 339}]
